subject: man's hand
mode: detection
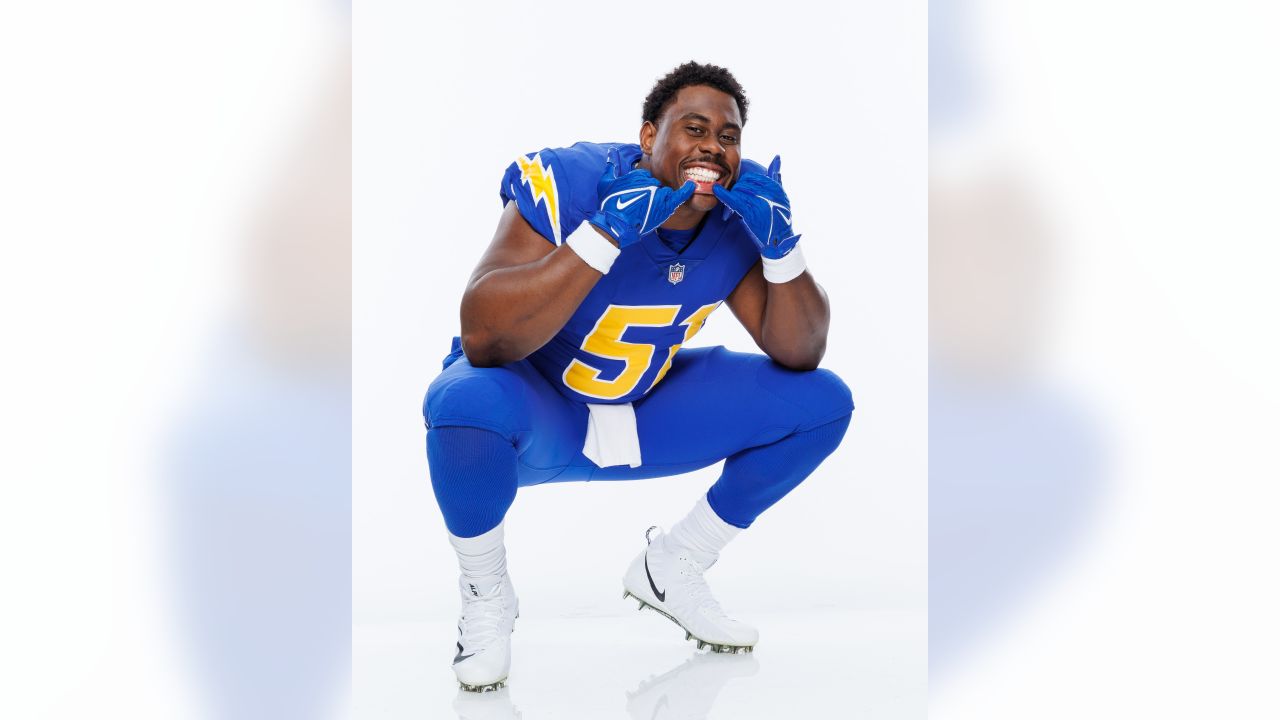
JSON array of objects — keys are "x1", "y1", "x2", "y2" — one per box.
[
  {"x1": 713, "y1": 155, "x2": 801, "y2": 259},
  {"x1": 589, "y1": 147, "x2": 696, "y2": 247}
]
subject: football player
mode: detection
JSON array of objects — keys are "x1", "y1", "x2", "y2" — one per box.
[{"x1": 424, "y1": 61, "x2": 854, "y2": 692}]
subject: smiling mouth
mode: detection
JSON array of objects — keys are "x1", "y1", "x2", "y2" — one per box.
[{"x1": 683, "y1": 165, "x2": 726, "y2": 195}]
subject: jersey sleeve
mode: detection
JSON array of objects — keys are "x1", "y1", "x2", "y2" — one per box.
[{"x1": 499, "y1": 148, "x2": 585, "y2": 246}]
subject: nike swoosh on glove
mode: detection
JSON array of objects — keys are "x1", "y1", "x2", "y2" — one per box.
[
  {"x1": 589, "y1": 146, "x2": 696, "y2": 248},
  {"x1": 712, "y1": 155, "x2": 801, "y2": 259}
]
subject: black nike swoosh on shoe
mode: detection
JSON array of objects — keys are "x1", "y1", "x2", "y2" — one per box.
[
  {"x1": 644, "y1": 550, "x2": 666, "y2": 602},
  {"x1": 453, "y1": 641, "x2": 475, "y2": 665}
]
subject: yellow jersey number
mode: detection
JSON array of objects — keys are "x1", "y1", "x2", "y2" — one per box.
[{"x1": 562, "y1": 302, "x2": 721, "y2": 400}]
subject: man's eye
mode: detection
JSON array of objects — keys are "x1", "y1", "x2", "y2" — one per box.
[
  {"x1": 686, "y1": 126, "x2": 704, "y2": 135},
  {"x1": 720, "y1": 135, "x2": 739, "y2": 145}
]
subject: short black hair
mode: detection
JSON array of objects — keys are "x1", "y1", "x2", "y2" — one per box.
[{"x1": 642, "y1": 61, "x2": 749, "y2": 126}]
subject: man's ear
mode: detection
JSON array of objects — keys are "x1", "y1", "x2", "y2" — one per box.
[{"x1": 639, "y1": 121, "x2": 657, "y2": 154}]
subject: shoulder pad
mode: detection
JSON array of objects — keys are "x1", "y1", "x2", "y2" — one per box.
[{"x1": 498, "y1": 142, "x2": 639, "y2": 245}]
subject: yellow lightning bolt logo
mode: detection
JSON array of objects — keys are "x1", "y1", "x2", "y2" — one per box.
[{"x1": 516, "y1": 153, "x2": 562, "y2": 244}]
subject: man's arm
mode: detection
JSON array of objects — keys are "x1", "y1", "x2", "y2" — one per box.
[
  {"x1": 725, "y1": 261, "x2": 830, "y2": 371},
  {"x1": 460, "y1": 203, "x2": 610, "y2": 367},
  {"x1": 463, "y1": 151, "x2": 697, "y2": 368}
]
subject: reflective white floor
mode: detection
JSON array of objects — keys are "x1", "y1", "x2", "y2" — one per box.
[{"x1": 354, "y1": 608, "x2": 925, "y2": 719}]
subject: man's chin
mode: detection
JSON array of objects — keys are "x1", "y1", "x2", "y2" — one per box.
[{"x1": 688, "y1": 193, "x2": 720, "y2": 213}]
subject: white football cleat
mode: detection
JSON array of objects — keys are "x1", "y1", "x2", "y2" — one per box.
[
  {"x1": 622, "y1": 527, "x2": 758, "y2": 653},
  {"x1": 453, "y1": 573, "x2": 518, "y2": 692}
]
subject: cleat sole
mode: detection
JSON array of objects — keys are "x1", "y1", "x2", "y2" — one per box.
[
  {"x1": 458, "y1": 678, "x2": 507, "y2": 693},
  {"x1": 622, "y1": 587, "x2": 755, "y2": 655}
]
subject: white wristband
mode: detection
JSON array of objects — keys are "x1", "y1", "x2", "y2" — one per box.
[
  {"x1": 566, "y1": 222, "x2": 621, "y2": 275},
  {"x1": 761, "y1": 244, "x2": 807, "y2": 283}
]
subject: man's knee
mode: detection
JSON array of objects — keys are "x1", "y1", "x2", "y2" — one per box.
[
  {"x1": 814, "y1": 367, "x2": 854, "y2": 416},
  {"x1": 770, "y1": 365, "x2": 854, "y2": 431},
  {"x1": 424, "y1": 363, "x2": 528, "y2": 438}
]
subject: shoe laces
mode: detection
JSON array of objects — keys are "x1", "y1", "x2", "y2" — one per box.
[
  {"x1": 671, "y1": 545, "x2": 730, "y2": 620},
  {"x1": 460, "y1": 581, "x2": 507, "y2": 647},
  {"x1": 647, "y1": 527, "x2": 731, "y2": 620}
]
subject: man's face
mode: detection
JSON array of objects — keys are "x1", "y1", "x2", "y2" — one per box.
[{"x1": 639, "y1": 84, "x2": 742, "y2": 218}]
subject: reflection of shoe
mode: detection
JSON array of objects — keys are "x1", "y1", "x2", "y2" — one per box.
[
  {"x1": 452, "y1": 686, "x2": 522, "y2": 720},
  {"x1": 622, "y1": 527, "x2": 758, "y2": 653},
  {"x1": 453, "y1": 573, "x2": 518, "y2": 693},
  {"x1": 626, "y1": 651, "x2": 760, "y2": 720}
]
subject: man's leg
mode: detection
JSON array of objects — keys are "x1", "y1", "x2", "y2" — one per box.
[
  {"x1": 425, "y1": 350, "x2": 592, "y2": 533},
  {"x1": 707, "y1": 413, "x2": 853, "y2": 526},
  {"x1": 423, "y1": 352, "x2": 588, "y2": 691},
  {"x1": 426, "y1": 427, "x2": 518, "y2": 541},
  {"x1": 425, "y1": 425, "x2": 517, "y2": 664},
  {"x1": 599, "y1": 345, "x2": 855, "y2": 520},
  {"x1": 603, "y1": 346, "x2": 854, "y2": 651}
]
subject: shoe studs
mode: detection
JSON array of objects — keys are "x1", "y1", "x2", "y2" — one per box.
[
  {"x1": 623, "y1": 590, "x2": 650, "y2": 611},
  {"x1": 459, "y1": 679, "x2": 507, "y2": 693},
  {"x1": 624, "y1": 587, "x2": 754, "y2": 654},
  {"x1": 692, "y1": 639, "x2": 754, "y2": 654}
]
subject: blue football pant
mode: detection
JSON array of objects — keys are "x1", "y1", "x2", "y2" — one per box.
[{"x1": 424, "y1": 345, "x2": 853, "y2": 537}]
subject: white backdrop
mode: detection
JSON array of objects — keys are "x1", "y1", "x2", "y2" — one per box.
[{"x1": 354, "y1": 1, "x2": 925, "y2": 714}]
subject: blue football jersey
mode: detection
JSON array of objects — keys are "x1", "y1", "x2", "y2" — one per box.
[{"x1": 498, "y1": 142, "x2": 764, "y2": 404}]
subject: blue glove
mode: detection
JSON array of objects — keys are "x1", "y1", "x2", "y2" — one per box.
[
  {"x1": 712, "y1": 155, "x2": 801, "y2": 259},
  {"x1": 589, "y1": 147, "x2": 696, "y2": 248}
]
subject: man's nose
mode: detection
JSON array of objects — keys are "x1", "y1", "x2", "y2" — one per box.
[{"x1": 697, "y1": 135, "x2": 725, "y2": 157}]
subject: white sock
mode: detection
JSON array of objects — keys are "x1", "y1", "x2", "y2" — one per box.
[
  {"x1": 449, "y1": 522, "x2": 507, "y2": 578},
  {"x1": 666, "y1": 495, "x2": 741, "y2": 569}
]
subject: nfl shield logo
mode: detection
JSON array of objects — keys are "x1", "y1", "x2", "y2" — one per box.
[{"x1": 667, "y1": 262, "x2": 685, "y2": 285}]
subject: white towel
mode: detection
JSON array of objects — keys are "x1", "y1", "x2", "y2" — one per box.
[{"x1": 582, "y1": 402, "x2": 643, "y2": 468}]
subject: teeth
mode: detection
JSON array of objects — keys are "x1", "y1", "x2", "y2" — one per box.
[{"x1": 685, "y1": 167, "x2": 721, "y2": 182}]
